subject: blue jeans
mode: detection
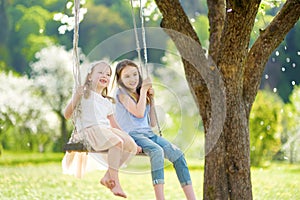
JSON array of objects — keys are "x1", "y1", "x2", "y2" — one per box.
[{"x1": 129, "y1": 130, "x2": 192, "y2": 186}]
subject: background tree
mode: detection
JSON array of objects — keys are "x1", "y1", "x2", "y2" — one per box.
[
  {"x1": 30, "y1": 45, "x2": 76, "y2": 151},
  {"x1": 281, "y1": 86, "x2": 300, "y2": 163},
  {"x1": 2, "y1": 0, "x2": 299, "y2": 101},
  {"x1": 4, "y1": 0, "x2": 66, "y2": 73},
  {"x1": 153, "y1": 0, "x2": 300, "y2": 199},
  {"x1": 249, "y1": 90, "x2": 282, "y2": 166},
  {"x1": 0, "y1": 72, "x2": 58, "y2": 152},
  {"x1": 78, "y1": 3, "x2": 129, "y2": 54}
]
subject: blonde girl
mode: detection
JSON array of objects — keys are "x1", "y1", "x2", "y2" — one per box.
[{"x1": 62, "y1": 60, "x2": 140, "y2": 198}]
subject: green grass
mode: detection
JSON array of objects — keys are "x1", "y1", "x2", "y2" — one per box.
[
  {"x1": 0, "y1": 151, "x2": 64, "y2": 165},
  {"x1": 0, "y1": 152, "x2": 299, "y2": 199},
  {"x1": 251, "y1": 163, "x2": 300, "y2": 200}
]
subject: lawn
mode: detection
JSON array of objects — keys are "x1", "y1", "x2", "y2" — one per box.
[{"x1": 0, "y1": 152, "x2": 299, "y2": 200}]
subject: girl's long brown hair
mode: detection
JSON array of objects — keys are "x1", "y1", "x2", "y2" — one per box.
[{"x1": 115, "y1": 59, "x2": 149, "y2": 103}]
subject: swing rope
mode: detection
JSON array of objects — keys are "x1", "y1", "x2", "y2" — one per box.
[
  {"x1": 64, "y1": 0, "x2": 86, "y2": 153},
  {"x1": 129, "y1": 0, "x2": 162, "y2": 136},
  {"x1": 71, "y1": 0, "x2": 81, "y2": 128},
  {"x1": 130, "y1": 0, "x2": 144, "y2": 76},
  {"x1": 72, "y1": 0, "x2": 81, "y2": 88},
  {"x1": 139, "y1": 0, "x2": 149, "y2": 77}
]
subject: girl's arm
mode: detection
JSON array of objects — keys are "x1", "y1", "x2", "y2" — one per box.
[
  {"x1": 108, "y1": 114, "x2": 122, "y2": 130},
  {"x1": 119, "y1": 78, "x2": 152, "y2": 118},
  {"x1": 148, "y1": 88, "x2": 157, "y2": 127},
  {"x1": 64, "y1": 86, "x2": 84, "y2": 120}
]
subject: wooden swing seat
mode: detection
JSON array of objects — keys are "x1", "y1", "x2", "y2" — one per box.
[
  {"x1": 63, "y1": 142, "x2": 146, "y2": 156},
  {"x1": 63, "y1": 142, "x2": 89, "y2": 152}
]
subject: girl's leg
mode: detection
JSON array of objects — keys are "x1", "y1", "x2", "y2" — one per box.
[
  {"x1": 155, "y1": 136, "x2": 196, "y2": 200},
  {"x1": 182, "y1": 184, "x2": 196, "y2": 200},
  {"x1": 130, "y1": 132, "x2": 165, "y2": 199},
  {"x1": 146, "y1": 145, "x2": 165, "y2": 200},
  {"x1": 107, "y1": 141, "x2": 127, "y2": 198},
  {"x1": 100, "y1": 132, "x2": 135, "y2": 195},
  {"x1": 108, "y1": 128, "x2": 138, "y2": 168},
  {"x1": 134, "y1": 136, "x2": 165, "y2": 185},
  {"x1": 173, "y1": 156, "x2": 196, "y2": 200},
  {"x1": 154, "y1": 184, "x2": 165, "y2": 200},
  {"x1": 117, "y1": 132, "x2": 138, "y2": 167}
]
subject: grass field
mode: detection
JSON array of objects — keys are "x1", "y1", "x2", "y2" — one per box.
[{"x1": 0, "y1": 152, "x2": 299, "y2": 200}]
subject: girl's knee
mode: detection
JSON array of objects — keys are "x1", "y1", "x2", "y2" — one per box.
[
  {"x1": 124, "y1": 138, "x2": 138, "y2": 153},
  {"x1": 166, "y1": 146, "x2": 184, "y2": 162},
  {"x1": 149, "y1": 146, "x2": 164, "y2": 157},
  {"x1": 114, "y1": 140, "x2": 124, "y2": 149}
]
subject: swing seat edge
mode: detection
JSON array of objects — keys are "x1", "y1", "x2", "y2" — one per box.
[{"x1": 63, "y1": 142, "x2": 146, "y2": 156}]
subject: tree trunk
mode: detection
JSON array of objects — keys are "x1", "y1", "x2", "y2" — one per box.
[
  {"x1": 60, "y1": 113, "x2": 68, "y2": 151},
  {"x1": 55, "y1": 110, "x2": 68, "y2": 152},
  {"x1": 154, "y1": 0, "x2": 300, "y2": 199},
  {"x1": 55, "y1": 94, "x2": 69, "y2": 152}
]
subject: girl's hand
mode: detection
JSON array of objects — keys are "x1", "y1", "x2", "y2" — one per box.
[
  {"x1": 141, "y1": 77, "x2": 152, "y2": 91},
  {"x1": 74, "y1": 86, "x2": 85, "y2": 98},
  {"x1": 136, "y1": 146, "x2": 143, "y2": 154},
  {"x1": 147, "y1": 88, "x2": 155, "y2": 98},
  {"x1": 64, "y1": 85, "x2": 84, "y2": 120}
]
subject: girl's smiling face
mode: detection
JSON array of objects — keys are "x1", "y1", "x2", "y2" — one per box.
[
  {"x1": 120, "y1": 65, "x2": 140, "y2": 92},
  {"x1": 89, "y1": 63, "x2": 111, "y2": 90}
]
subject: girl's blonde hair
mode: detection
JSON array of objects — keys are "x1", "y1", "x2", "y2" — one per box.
[{"x1": 83, "y1": 60, "x2": 115, "y2": 102}]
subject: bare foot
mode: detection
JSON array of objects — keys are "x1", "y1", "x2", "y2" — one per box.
[
  {"x1": 100, "y1": 172, "x2": 115, "y2": 189},
  {"x1": 100, "y1": 179, "x2": 115, "y2": 189},
  {"x1": 111, "y1": 183, "x2": 127, "y2": 198}
]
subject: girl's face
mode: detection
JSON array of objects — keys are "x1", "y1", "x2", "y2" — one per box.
[
  {"x1": 89, "y1": 63, "x2": 111, "y2": 89},
  {"x1": 120, "y1": 65, "x2": 140, "y2": 92}
]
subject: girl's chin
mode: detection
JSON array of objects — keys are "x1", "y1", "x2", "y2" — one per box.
[
  {"x1": 97, "y1": 83, "x2": 108, "y2": 88},
  {"x1": 127, "y1": 84, "x2": 137, "y2": 89},
  {"x1": 127, "y1": 87, "x2": 136, "y2": 91}
]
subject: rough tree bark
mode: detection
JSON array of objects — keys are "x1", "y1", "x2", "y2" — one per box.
[{"x1": 154, "y1": 0, "x2": 300, "y2": 199}]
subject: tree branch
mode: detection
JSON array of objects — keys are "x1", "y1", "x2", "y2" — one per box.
[
  {"x1": 207, "y1": 0, "x2": 226, "y2": 62},
  {"x1": 243, "y1": 0, "x2": 300, "y2": 113},
  {"x1": 219, "y1": 0, "x2": 261, "y2": 64},
  {"x1": 155, "y1": 0, "x2": 199, "y2": 43}
]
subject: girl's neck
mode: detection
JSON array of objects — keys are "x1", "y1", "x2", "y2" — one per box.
[
  {"x1": 122, "y1": 87, "x2": 139, "y2": 99},
  {"x1": 124, "y1": 88, "x2": 137, "y2": 95},
  {"x1": 92, "y1": 85, "x2": 104, "y2": 94},
  {"x1": 128, "y1": 91, "x2": 139, "y2": 102},
  {"x1": 129, "y1": 89, "x2": 137, "y2": 94}
]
